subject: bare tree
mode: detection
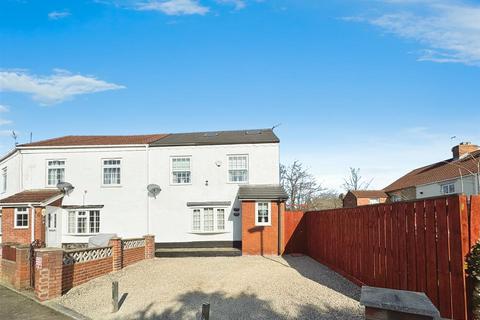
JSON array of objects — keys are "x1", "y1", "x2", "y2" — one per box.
[
  {"x1": 280, "y1": 161, "x2": 325, "y2": 210},
  {"x1": 309, "y1": 189, "x2": 343, "y2": 210},
  {"x1": 342, "y1": 167, "x2": 373, "y2": 191}
]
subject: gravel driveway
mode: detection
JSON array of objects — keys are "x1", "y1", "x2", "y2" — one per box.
[{"x1": 55, "y1": 255, "x2": 363, "y2": 320}]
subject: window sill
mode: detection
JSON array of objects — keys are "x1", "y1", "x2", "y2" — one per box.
[
  {"x1": 14, "y1": 226, "x2": 29, "y2": 229},
  {"x1": 66, "y1": 233, "x2": 99, "y2": 236},
  {"x1": 170, "y1": 183, "x2": 192, "y2": 186},
  {"x1": 101, "y1": 184, "x2": 122, "y2": 188},
  {"x1": 189, "y1": 231, "x2": 228, "y2": 234},
  {"x1": 255, "y1": 224, "x2": 272, "y2": 227},
  {"x1": 227, "y1": 181, "x2": 249, "y2": 185}
]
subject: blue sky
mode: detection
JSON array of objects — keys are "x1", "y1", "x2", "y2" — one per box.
[{"x1": 1, "y1": 0, "x2": 479, "y2": 191}]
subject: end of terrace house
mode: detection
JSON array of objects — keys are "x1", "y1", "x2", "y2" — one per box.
[{"x1": 0, "y1": 128, "x2": 287, "y2": 256}]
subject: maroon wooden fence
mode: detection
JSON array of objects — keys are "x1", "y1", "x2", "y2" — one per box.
[{"x1": 284, "y1": 195, "x2": 480, "y2": 320}]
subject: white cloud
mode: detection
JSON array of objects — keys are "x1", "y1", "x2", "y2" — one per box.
[
  {"x1": 346, "y1": 1, "x2": 480, "y2": 66},
  {"x1": 48, "y1": 11, "x2": 71, "y2": 20},
  {"x1": 0, "y1": 69, "x2": 125, "y2": 105},
  {"x1": 216, "y1": 0, "x2": 245, "y2": 10},
  {"x1": 0, "y1": 104, "x2": 9, "y2": 112},
  {"x1": 136, "y1": 0, "x2": 209, "y2": 15},
  {"x1": 0, "y1": 119, "x2": 12, "y2": 126}
]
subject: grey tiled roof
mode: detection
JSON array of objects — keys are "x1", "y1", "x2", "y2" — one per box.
[
  {"x1": 150, "y1": 129, "x2": 279, "y2": 147},
  {"x1": 238, "y1": 184, "x2": 288, "y2": 200}
]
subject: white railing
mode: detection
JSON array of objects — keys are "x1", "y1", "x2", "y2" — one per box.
[
  {"x1": 63, "y1": 246, "x2": 113, "y2": 265},
  {"x1": 122, "y1": 238, "x2": 145, "y2": 250}
]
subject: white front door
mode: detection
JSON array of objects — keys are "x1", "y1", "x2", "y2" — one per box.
[{"x1": 45, "y1": 206, "x2": 62, "y2": 247}]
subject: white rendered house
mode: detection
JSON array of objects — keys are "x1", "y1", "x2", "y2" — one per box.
[{"x1": 0, "y1": 129, "x2": 282, "y2": 249}]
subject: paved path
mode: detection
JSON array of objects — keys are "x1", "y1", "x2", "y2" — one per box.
[{"x1": 0, "y1": 285, "x2": 71, "y2": 320}]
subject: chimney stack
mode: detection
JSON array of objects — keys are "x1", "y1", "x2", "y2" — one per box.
[{"x1": 452, "y1": 142, "x2": 479, "y2": 159}]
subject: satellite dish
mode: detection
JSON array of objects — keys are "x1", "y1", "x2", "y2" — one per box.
[
  {"x1": 147, "y1": 184, "x2": 161, "y2": 198},
  {"x1": 57, "y1": 181, "x2": 74, "y2": 194}
]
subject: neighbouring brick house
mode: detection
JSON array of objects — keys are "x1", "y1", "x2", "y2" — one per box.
[
  {"x1": 384, "y1": 142, "x2": 480, "y2": 201},
  {"x1": 342, "y1": 190, "x2": 388, "y2": 208}
]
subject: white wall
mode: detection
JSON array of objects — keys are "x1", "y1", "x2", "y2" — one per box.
[
  {"x1": 0, "y1": 143, "x2": 280, "y2": 244},
  {"x1": 416, "y1": 175, "x2": 478, "y2": 199}
]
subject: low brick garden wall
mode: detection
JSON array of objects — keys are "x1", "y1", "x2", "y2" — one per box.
[
  {"x1": 122, "y1": 238, "x2": 146, "y2": 267},
  {"x1": 0, "y1": 243, "x2": 30, "y2": 289},
  {"x1": 62, "y1": 246, "x2": 114, "y2": 293},
  {"x1": 0, "y1": 235, "x2": 155, "y2": 301}
]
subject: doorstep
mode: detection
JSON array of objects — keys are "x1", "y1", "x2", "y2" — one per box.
[{"x1": 155, "y1": 247, "x2": 242, "y2": 258}]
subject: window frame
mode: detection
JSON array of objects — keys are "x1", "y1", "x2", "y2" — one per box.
[
  {"x1": 14, "y1": 207, "x2": 29, "y2": 229},
  {"x1": 170, "y1": 156, "x2": 192, "y2": 185},
  {"x1": 190, "y1": 207, "x2": 227, "y2": 233},
  {"x1": 101, "y1": 158, "x2": 122, "y2": 187},
  {"x1": 67, "y1": 210, "x2": 101, "y2": 235},
  {"x1": 0, "y1": 209, "x2": 2, "y2": 235},
  {"x1": 440, "y1": 182, "x2": 456, "y2": 195},
  {"x1": 255, "y1": 201, "x2": 272, "y2": 226},
  {"x1": 46, "y1": 159, "x2": 66, "y2": 188},
  {"x1": 227, "y1": 154, "x2": 249, "y2": 184},
  {"x1": 1, "y1": 167, "x2": 6, "y2": 194}
]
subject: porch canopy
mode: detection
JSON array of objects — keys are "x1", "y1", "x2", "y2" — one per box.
[
  {"x1": 237, "y1": 184, "x2": 288, "y2": 201},
  {"x1": 0, "y1": 189, "x2": 64, "y2": 206}
]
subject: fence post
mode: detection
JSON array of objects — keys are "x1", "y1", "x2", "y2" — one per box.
[
  {"x1": 144, "y1": 235, "x2": 155, "y2": 259},
  {"x1": 13, "y1": 245, "x2": 30, "y2": 290},
  {"x1": 201, "y1": 303, "x2": 210, "y2": 320},
  {"x1": 110, "y1": 237, "x2": 123, "y2": 271},
  {"x1": 34, "y1": 248, "x2": 63, "y2": 301},
  {"x1": 112, "y1": 281, "x2": 119, "y2": 312}
]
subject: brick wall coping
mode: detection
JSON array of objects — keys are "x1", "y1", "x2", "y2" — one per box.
[
  {"x1": 35, "y1": 247, "x2": 64, "y2": 252},
  {"x1": 64, "y1": 246, "x2": 112, "y2": 253}
]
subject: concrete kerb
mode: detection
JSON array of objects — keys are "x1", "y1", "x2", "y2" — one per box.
[{"x1": 0, "y1": 282, "x2": 90, "y2": 320}]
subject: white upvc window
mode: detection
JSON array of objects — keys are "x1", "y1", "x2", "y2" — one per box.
[
  {"x1": 102, "y1": 159, "x2": 121, "y2": 185},
  {"x1": 0, "y1": 209, "x2": 2, "y2": 235},
  {"x1": 228, "y1": 155, "x2": 248, "y2": 183},
  {"x1": 255, "y1": 201, "x2": 271, "y2": 226},
  {"x1": 47, "y1": 160, "x2": 65, "y2": 187},
  {"x1": 441, "y1": 183, "x2": 455, "y2": 195},
  {"x1": 14, "y1": 207, "x2": 29, "y2": 229},
  {"x1": 1, "y1": 167, "x2": 6, "y2": 193},
  {"x1": 67, "y1": 210, "x2": 100, "y2": 234},
  {"x1": 369, "y1": 198, "x2": 380, "y2": 204},
  {"x1": 191, "y1": 207, "x2": 226, "y2": 233},
  {"x1": 171, "y1": 156, "x2": 191, "y2": 184},
  {"x1": 192, "y1": 209, "x2": 201, "y2": 232}
]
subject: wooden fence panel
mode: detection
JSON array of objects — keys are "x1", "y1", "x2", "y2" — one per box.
[
  {"x1": 414, "y1": 200, "x2": 427, "y2": 294},
  {"x1": 299, "y1": 195, "x2": 480, "y2": 320},
  {"x1": 436, "y1": 197, "x2": 453, "y2": 318},
  {"x1": 424, "y1": 199, "x2": 439, "y2": 307}
]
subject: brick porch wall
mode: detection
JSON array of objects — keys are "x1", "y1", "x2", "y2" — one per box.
[
  {"x1": 1, "y1": 207, "x2": 45, "y2": 244},
  {"x1": 242, "y1": 201, "x2": 284, "y2": 255}
]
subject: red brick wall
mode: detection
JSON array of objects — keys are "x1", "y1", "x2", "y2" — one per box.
[
  {"x1": 62, "y1": 257, "x2": 113, "y2": 293},
  {"x1": 242, "y1": 201, "x2": 282, "y2": 255},
  {"x1": 1, "y1": 245, "x2": 30, "y2": 289},
  {"x1": 123, "y1": 247, "x2": 145, "y2": 267},
  {"x1": 1, "y1": 207, "x2": 45, "y2": 244}
]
